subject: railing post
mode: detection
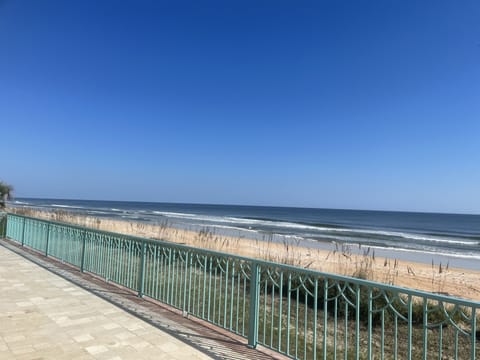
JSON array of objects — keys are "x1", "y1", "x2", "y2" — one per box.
[
  {"x1": 471, "y1": 306, "x2": 477, "y2": 360},
  {"x1": 422, "y1": 297, "x2": 428, "y2": 360},
  {"x1": 407, "y1": 295, "x2": 413, "y2": 360},
  {"x1": 21, "y1": 217, "x2": 26, "y2": 246},
  {"x1": 138, "y1": 240, "x2": 146, "y2": 298},
  {"x1": 247, "y1": 261, "x2": 260, "y2": 348},
  {"x1": 367, "y1": 288, "x2": 373, "y2": 360},
  {"x1": 80, "y1": 229, "x2": 87, "y2": 272},
  {"x1": 182, "y1": 251, "x2": 189, "y2": 313},
  {"x1": 355, "y1": 285, "x2": 361, "y2": 360},
  {"x1": 45, "y1": 223, "x2": 51, "y2": 257}
]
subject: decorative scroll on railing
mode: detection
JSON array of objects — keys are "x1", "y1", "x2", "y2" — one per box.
[{"x1": 4, "y1": 213, "x2": 479, "y2": 359}]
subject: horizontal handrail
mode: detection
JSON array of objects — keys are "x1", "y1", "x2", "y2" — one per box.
[{"x1": 7, "y1": 212, "x2": 479, "y2": 306}]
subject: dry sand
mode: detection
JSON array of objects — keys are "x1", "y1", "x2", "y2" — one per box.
[{"x1": 8, "y1": 208, "x2": 480, "y2": 302}]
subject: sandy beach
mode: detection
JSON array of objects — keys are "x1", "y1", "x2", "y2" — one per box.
[{"x1": 8, "y1": 208, "x2": 480, "y2": 302}]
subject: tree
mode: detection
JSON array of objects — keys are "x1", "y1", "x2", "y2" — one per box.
[{"x1": 0, "y1": 181, "x2": 14, "y2": 208}]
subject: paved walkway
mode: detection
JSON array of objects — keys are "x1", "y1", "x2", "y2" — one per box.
[
  {"x1": 0, "y1": 245, "x2": 213, "y2": 360},
  {"x1": 0, "y1": 240, "x2": 283, "y2": 360}
]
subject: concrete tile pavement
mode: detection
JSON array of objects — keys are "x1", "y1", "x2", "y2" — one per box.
[
  {"x1": 0, "y1": 245, "x2": 212, "y2": 360},
  {"x1": 0, "y1": 240, "x2": 285, "y2": 360}
]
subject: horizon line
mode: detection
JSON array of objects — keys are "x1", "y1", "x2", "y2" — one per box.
[{"x1": 11, "y1": 196, "x2": 480, "y2": 217}]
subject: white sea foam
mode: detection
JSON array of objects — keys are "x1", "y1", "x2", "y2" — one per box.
[
  {"x1": 151, "y1": 213, "x2": 264, "y2": 227},
  {"x1": 147, "y1": 211, "x2": 478, "y2": 247},
  {"x1": 152, "y1": 211, "x2": 198, "y2": 217},
  {"x1": 224, "y1": 217, "x2": 265, "y2": 224},
  {"x1": 365, "y1": 244, "x2": 480, "y2": 261},
  {"x1": 312, "y1": 227, "x2": 476, "y2": 246},
  {"x1": 230, "y1": 219, "x2": 473, "y2": 246},
  {"x1": 281, "y1": 234, "x2": 305, "y2": 241},
  {"x1": 191, "y1": 223, "x2": 261, "y2": 233},
  {"x1": 121, "y1": 215, "x2": 140, "y2": 219},
  {"x1": 50, "y1": 204, "x2": 85, "y2": 209},
  {"x1": 222, "y1": 218, "x2": 477, "y2": 246}
]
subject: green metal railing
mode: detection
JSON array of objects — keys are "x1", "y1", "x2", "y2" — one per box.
[{"x1": 4, "y1": 213, "x2": 479, "y2": 359}]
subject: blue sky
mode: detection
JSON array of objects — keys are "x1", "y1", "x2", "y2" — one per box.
[{"x1": 1, "y1": 1, "x2": 479, "y2": 214}]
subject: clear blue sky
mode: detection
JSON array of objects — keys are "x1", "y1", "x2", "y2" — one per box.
[{"x1": 1, "y1": 1, "x2": 479, "y2": 214}]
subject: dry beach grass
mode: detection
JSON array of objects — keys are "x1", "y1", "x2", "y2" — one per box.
[{"x1": 8, "y1": 207, "x2": 480, "y2": 301}]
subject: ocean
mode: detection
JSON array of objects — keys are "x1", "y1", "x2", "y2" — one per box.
[{"x1": 9, "y1": 198, "x2": 480, "y2": 270}]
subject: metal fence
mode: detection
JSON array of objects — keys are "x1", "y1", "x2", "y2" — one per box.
[{"x1": 4, "y1": 213, "x2": 479, "y2": 359}]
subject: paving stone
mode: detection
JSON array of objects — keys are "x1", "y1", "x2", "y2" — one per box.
[
  {"x1": 0, "y1": 240, "x2": 287, "y2": 360},
  {"x1": 0, "y1": 246, "x2": 212, "y2": 360}
]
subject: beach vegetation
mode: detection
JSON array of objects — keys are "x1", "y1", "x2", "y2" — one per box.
[{"x1": 0, "y1": 181, "x2": 13, "y2": 208}]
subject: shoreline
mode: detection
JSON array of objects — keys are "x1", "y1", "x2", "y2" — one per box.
[
  {"x1": 292, "y1": 237, "x2": 480, "y2": 271},
  {"x1": 7, "y1": 207, "x2": 480, "y2": 301},
  {"x1": 167, "y1": 220, "x2": 480, "y2": 274}
]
